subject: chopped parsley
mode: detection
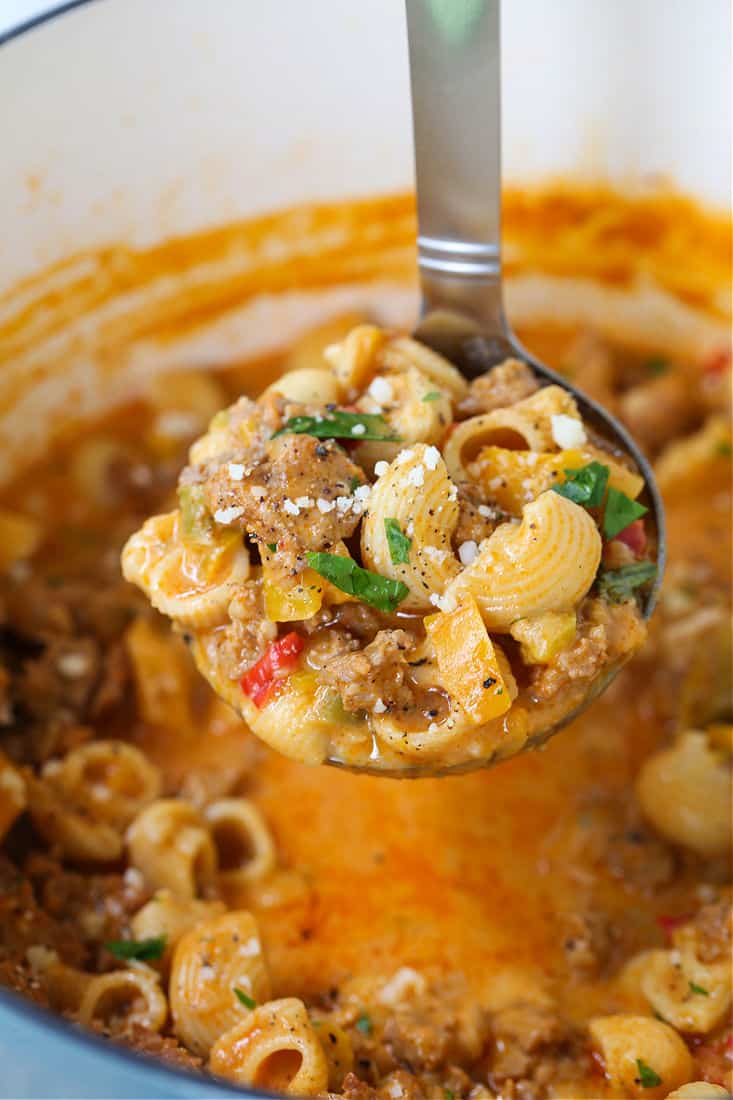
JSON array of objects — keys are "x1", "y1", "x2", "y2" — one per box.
[
  {"x1": 444, "y1": 1091, "x2": 455, "y2": 1100},
  {"x1": 384, "y1": 518, "x2": 412, "y2": 564},
  {"x1": 554, "y1": 461, "x2": 609, "y2": 507},
  {"x1": 635, "y1": 1058, "x2": 662, "y2": 1089},
  {"x1": 645, "y1": 356, "x2": 669, "y2": 377},
  {"x1": 598, "y1": 561, "x2": 657, "y2": 602},
  {"x1": 104, "y1": 936, "x2": 166, "y2": 962},
  {"x1": 422, "y1": 391, "x2": 442, "y2": 402},
  {"x1": 350, "y1": 475, "x2": 363, "y2": 493},
  {"x1": 307, "y1": 552, "x2": 409, "y2": 612},
  {"x1": 355, "y1": 1012, "x2": 372, "y2": 1034},
  {"x1": 689, "y1": 981, "x2": 709, "y2": 996},
  {"x1": 715, "y1": 439, "x2": 732, "y2": 458},
  {"x1": 233, "y1": 987, "x2": 257, "y2": 1009},
  {"x1": 273, "y1": 410, "x2": 399, "y2": 442},
  {"x1": 602, "y1": 487, "x2": 648, "y2": 539},
  {"x1": 266, "y1": 542, "x2": 277, "y2": 553}
]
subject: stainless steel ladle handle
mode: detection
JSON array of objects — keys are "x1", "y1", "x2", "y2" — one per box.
[{"x1": 405, "y1": 0, "x2": 507, "y2": 336}]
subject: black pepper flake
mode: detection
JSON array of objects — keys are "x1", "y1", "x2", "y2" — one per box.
[{"x1": 483, "y1": 677, "x2": 496, "y2": 689}]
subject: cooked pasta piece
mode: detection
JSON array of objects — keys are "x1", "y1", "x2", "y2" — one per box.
[
  {"x1": 665, "y1": 1086, "x2": 730, "y2": 1098},
  {"x1": 361, "y1": 443, "x2": 460, "y2": 611},
  {"x1": 636, "y1": 729, "x2": 731, "y2": 857},
  {"x1": 352, "y1": 367, "x2": 453, "y2": 473},
  {"x1": 124, "y1": 618, "x2": 195, "y2": 733},
  {"x1": 263, "y1": 366, "x2": 343, "y2": 406},
  {"x1": 169, "y1": 910, "x2": 271, "y2": 1057},
  {"x1": 130, "y1": 890, "x2": 226, "y2": 972},
  {"x1": 126, "y1": 799, "x2": 218, "y2": 899},
  {"x1": 27, "y1": 948, "x2": 167, "y2": 1034},
  {"x1": 45, "y1": 740, "x2": 161, "y2": 830},
  {"x1": 121, "y1": 510, "x2": 250, "y2": 629},
  {"x1": 443, "y1": 385, "x2": 582, "y2": 482},
  {"x1": 27, "y1": 773, "x2": 123, "y2": 863},
  {"x1": 444, "y1": 491, "x2": 602, "y2": 631},
  {"x1": 78, "y1": 966, "x2": 168, "y2": 1034},
  {"x1": 589, "y1": 1014, "x2": 694, "y2": 1099},
  {"x1": 310, "y1": 1019, "x2": 354, "y2": 1090},
  {"x1": 208, "y1": 997, "x2": 329, "y2": 1095},
  {"x1": 323, "y1": 324, "x2": 386, "y2": 395},
  {"x1": 204, "y1": 798, "x2": 277, "y2": 888},
  {"x1": 0, "y1": 752, "x2": 26, "y2": 842}
]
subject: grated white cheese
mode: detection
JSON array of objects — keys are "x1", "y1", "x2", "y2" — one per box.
[
  {"x1": 350, "y1": 423, "x2": 367, "y2": 437},
  {"x1": 477, "y1": 504, "x2": 493, "y2": 518},
  {"x1": 368, "y1": 376, "x2": 393, "y2": 404},
  {"x1": 317, "y1": 498, "x2": 335, "y2": 514},
  {"x1": 423, "y1": 445, "x2": 441, "y2": 471},
  {"x1": 354, "y1": 485, "x2": 371, "y2": 503},
  {"x1": 374, "y1": 460, "x2": 390, "y2": 478},
  {"x1": 448, "y1": 484, "x2": 458, "y2": 502},
  {"x1": 227, "y1": 462, "x2": 245, "y2": 481},
  {"x1": 395, "y1": 449, "x2": 414, "y2": 466},
  {"x1": 250, "y1": 485, "x2": 267, "y2": 500},
  {"x1": 458, "y1": 539, "x2": 479, "y2": 565},
  {"x1": 335, "y1": 496, "x2": 353, "y2": 514},
  {"x1": 214, "y1": 505, "x2": 245, "y2": 524},
  {"x1": 373, "y1": 698, "x2": 387, "y2": 714},
  {"x1": 282, "y1": 499, "x2": 301, "y2": 516},
  {"x1": 407, "y1": 465, "x2": 425, "y2": 488},
  {"x1": 551, "y1": 413, "x2": 587, "y2": 449},
  {"x1": 423, "y1": 545, "x2": 449, "y2": 562},
  {"x1": 57, "y1": 653, "x2": 91, "y2": 679},
  {"x1": 428, "y1": 722, "x2": 439, "y2": 733},
  {"x1": 295, "y1": 496, "x2": 314, "y2": 509}
]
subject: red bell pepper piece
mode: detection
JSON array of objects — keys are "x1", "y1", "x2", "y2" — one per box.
[
  {"x1": 241, "y1": 632, "x2": 305, "y2": 708},
  {"x1": 656, "y1": 912, "x2": 694, "y2": 945},
  {"x1": 702, "y1": 347, "x2": 731, "y2": 375},
  {"x1": 614, "y1": 518, "x2": 647, "y2": 556}
]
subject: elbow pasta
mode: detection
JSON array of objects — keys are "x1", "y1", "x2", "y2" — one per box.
[
  {"x1": 636, "y1": 729, "x2": 732, "y2": 858},
  {"x1": 43, "y1": 740, "x2": 161, "y2": 830},
  {"x1": 208, "y1": 997, "x2": 329, "y2": 1095},
  {"x1": 126, "y1": 800, "x2": 218, "y2": 899},
  {"x1": 169, "y1": 910, "x2": 271, "y2": 1057},
  {"x1": 121, "y1": 323, "x2": 655, "y2": 773},
  {"x1": 204, "y1": 798, "x2": 277, "y2": 888},
  {"x1": 130, "y1": 891, "x2": 227, "y2": 972},
  {"x1": 361, "y1": 443, "x2": 460, "y2": 611},
  {"x1": 589, "y1": 1015, "x2": 694, "y2": 1099}
]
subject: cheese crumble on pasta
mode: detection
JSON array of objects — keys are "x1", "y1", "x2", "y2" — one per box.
[{"x1": 122, "y1": 325, "x2": 657, "y2": 771}]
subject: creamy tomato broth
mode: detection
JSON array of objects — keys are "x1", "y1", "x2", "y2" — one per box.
[{"x1": 0, "y1": 313, "x2": 730, "y2": 1097}]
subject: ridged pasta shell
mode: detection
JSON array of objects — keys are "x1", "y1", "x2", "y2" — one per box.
[
  {"x1": 361, "y1": 442, "x2": 460, "y2": 611},
  {"x1": 444, "y1": 491, "x2": 602, "y2": 631},
  {"x1": 380, "y1": 335, "x2": 468, "y2": 399},
  {"x1": 170, "y1": 910, "x2": 272, "y2": 1057},
  {"x1": 208, "y1": 997, "x2": 329, "y2": 1095},
  {"x1": 121, "y1": 510, "x2": 250, "y2": 629},
  {"x1": 263, "y1": 366, "x2": 343, "y2": 405},
  {"x1": 444, "y1": 385, "x2": 580, "y2": 482}
]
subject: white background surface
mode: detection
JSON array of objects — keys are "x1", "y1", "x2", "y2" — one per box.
[{"x1": 0, "y1": 0, "x2": 729, "y2": 293}]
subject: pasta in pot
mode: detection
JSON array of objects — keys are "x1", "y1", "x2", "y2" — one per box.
[{"x1": 121, "y1": 324, "x2": 657, "y2": 773}]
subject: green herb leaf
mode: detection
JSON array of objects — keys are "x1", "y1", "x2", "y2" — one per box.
[
  {"x1": 273, "y1": 411, "x2": 399, "y2": 442},
  {"x1": 444, "y1": 1090, "x2": 455, "y2": 1100},
  {"x1": 714, "y1": 440, "x2": 732, "y2": 458},
  {"x1": 305, "y1": 554, "x2": 407, "y2": 616},
  {"x1": 105, "y1": 936, "x2": 166, "y2": 962},
  {"x1": 384, "y1": 518, "x2": 412, "y2": 565},
  {"x1": 422, "y1": 391, "x2": 441, "y2": 402},
  {"x1": 233, "y1": 987, "x2": 257, "y2": 1009},
  {"x1": 689, "y1": 981, "x2": 709, "y2": 996},
  {"x1": 598, "y1": 561, "x2": 657, "y2": 602},
  {"x1": 266, "y1": 542, "x2": 277, "y2": 553},
  {"x1": 355, "y1": 1012, "x2": 372, "y2": 1035},
  {"x1": 636, "y1": 1058, "x2": 662, "y2": 1089},
  {"x1": 306, "y1": 552, "x2": 409, "y2": 612},
  {"x1": 603, "y1": 487, "x2": 648, "y2": 539},
  {"x1": 645, "y1": 357, "x2": 669, "y2": 377},
  {"x1": 554, "y1": 462, "x2": 609, "y2": 508},
  {"x1": 350, "y1": 475, "x2": 363, "y2": 493}
]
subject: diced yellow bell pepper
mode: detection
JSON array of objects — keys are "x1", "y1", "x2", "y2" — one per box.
[
  {"x1": 470, "y1": 447, "x2": 586, "y2": 513},
  {"x1": 263, "y1": 568, "x2": 324, "y2": 622},
  {"x1": 425, "y1": 595, "x2": 512, "y2": 725},
  {"x1": 509, "y1": 611, "x2": 577, "y2": 664}
]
